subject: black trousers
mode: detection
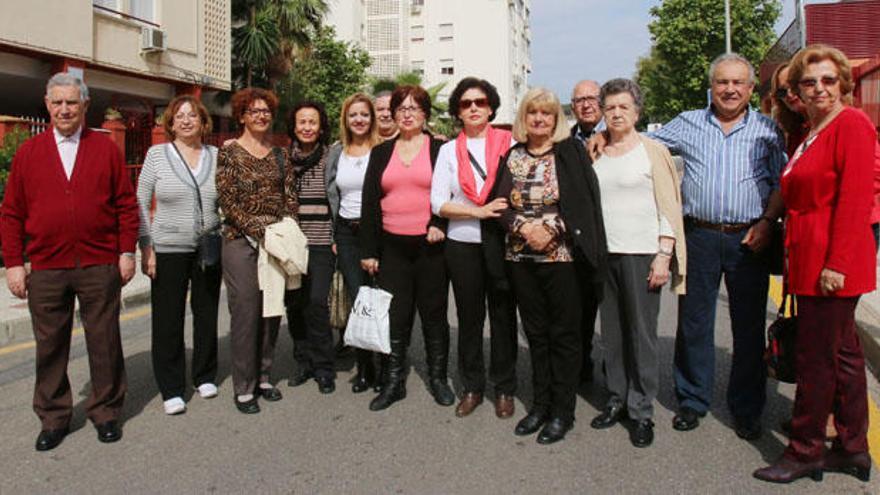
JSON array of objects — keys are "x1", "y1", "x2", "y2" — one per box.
[
  {"x1": 151, "y1": 252, "x2": 221, "y2": 400},
  {"x1": 377, "y1": 232, "x2": 449, "y2": 379},
  {"x1": 576, "y1": 261, "x2": 600, "y2": 379},
  {"x1": 509, "y1": 261, "x2": 582, "y2": 422},
  {"x1": 446, "y1": 239, "x2": 517, "y2": 395},
  {"x1": 286, "y1": 245, "x2": 336, "y2": 379}
]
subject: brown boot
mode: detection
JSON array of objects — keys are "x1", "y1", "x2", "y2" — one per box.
[
  {"x1": 753, "y1": 456, "x2": 824, "y2": 484},
  {"x1": 455, "y1": 392, "x2": 483, "y2": 417}
]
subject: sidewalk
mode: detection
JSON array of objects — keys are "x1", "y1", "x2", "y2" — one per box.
[{"x1": 0, "y1": 266, "x2": 151, "y2": 346}]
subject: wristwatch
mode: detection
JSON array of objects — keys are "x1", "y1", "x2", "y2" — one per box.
[{"x1": 121, "y1": 252, "x2": 136, "y2": 258}]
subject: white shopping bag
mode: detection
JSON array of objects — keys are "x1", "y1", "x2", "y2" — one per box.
[{"x1": 343, "y1": 285, "x2": 393, "y2": 354}]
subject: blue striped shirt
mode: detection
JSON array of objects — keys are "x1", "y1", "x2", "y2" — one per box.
[{"x1": 649, "y1": 107, "x2": 786, "y2": 224}]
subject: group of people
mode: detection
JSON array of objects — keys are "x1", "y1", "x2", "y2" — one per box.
[{"x1": 2, "y1": 43, "x2": 876, "y2": 486}]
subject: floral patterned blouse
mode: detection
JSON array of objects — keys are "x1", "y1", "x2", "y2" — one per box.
[{"x1": 503, "y1": 146, "x2": 573, "y2": 263}]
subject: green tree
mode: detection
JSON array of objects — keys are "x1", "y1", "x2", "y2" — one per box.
[
  {"x1": 635, "y1": 0, "x2": 781, "y2": 123},
  {"x1": 279, "y1": 26, "x2": 372, "y2": 140},
  {"x1": 0, "y1": 126, "x2": 29, "y2": 201},
  {"x1": 370, "y1": 72, "x2": 454, "y2": 137},
  {"x1": 231, "y1": 0, "x2": 329, "y2": 89}
]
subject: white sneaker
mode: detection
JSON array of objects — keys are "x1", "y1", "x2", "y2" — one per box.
[
  {"x1": 163, "y1": 397, "x2": 186, "y2": 415},
  {"x1": 197, "y1": 383, "x2": 218, "y2": 399}
]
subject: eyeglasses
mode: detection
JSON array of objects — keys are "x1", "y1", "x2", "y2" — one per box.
[
  {"x1": 571, "y1": 96, "x2": 599, "y2": 106},
  {"x1": 774, "y1": 87, "x2": 792, "y2": 101},
  {"x1": 712, "y1": 79, "x2": 750, "y2": 88},
  {"x1": 174, "y1": 112, "x2": 200, "y2": 122},
  {"x1": 458, "y1": 98, "x2": 489, "y2": 110},
  {"x1": 396, "y1": 105, "x2": 423, "y2": 115},
  {"x1": 798, "y1": 75, "x2": 840, "y2": 90},
  {"x1": 245, "y1": 108, "x2": 272, "y2": 117}
]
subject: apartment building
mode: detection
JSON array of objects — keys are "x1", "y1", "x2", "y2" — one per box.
[
  {"x1": 0, "y1": 0, "x2": 231, "y2": 160},
  {"x1": 327, "y1": 0, "x2": 531, "y2": 124}
]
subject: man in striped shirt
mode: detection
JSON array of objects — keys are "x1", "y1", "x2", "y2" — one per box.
[{"x1": 649, "y1": 53, "x2": 787, "y2": 441}]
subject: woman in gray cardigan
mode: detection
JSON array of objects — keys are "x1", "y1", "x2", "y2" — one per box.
[{"x1": 137, "y1": 95, "x2": 221, "y2": 416}]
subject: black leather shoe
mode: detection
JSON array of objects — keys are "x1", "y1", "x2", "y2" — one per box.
[
  {"x1": 35, "y1": 427, "x2": 68, "y2": 452},
  {"x1": 95, "y1": 420, "x2": 122, "y2": 443},
  {"x1": 369, "y1": 383, "x2": 406, "y2": 411},
  {"x1": 514, "y1": 411, "x2": 548, "y2": 436},
  {"x1": 316, "y1": 376, "x2": 336, "y2": 394},
  {"x1": 735, "y1": 416, "x2": 762, "y2": 440},
  {"x1": 672, "y1": 407, "x2": 704, "y2": 431},
  {"x1": 590, "y1": 402, "x2": 625, "y2": 429},
  {"x1": 258, "y1": 386, "x2": 283, "y2": 402},
  {"x1": 428, "y1": 378, "x2": 455, "y2": 406},
  {"x1": 288, "y1": 368, "x2": 314, "y2": 387},
  {"x1": 631, "y1": 419, "x2": 655, "y2": 448},
  {"x1": 234, "y1": 396, "x2": 260, "y2": 414},
  {"x1": 351, "y1": 374, "x2": 371, "y2": 394},
  {"x1": 537, "y1": 417, "x2": 573, "y2": 444}
]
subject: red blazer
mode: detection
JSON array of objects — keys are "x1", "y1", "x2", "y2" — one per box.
[
  {"x1": 781, "y1": 107, "x2": 877, "y2": 296},
  {"x1": 0, "y1": 128, "x2": 139, "y2": 270}
]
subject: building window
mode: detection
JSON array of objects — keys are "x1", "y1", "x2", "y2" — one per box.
[
  {"x1": 438, "y1": 23, "x2": 453, "y2": 42},
  {"x1": 412, "y1": 0, "x2": 424, "y2": 6},
  {"x1": 440, "y1": 59, "x2": 454, "y2": 76},
  {"x1": 410, "y1": 25, "x2": 424, "y2": 42},
  {"x1": 412, "y1": 60, "x2": 424, "y2": 76},
  {"x1": 93, "y1": 0, "x2": 155, "y2": 24}
]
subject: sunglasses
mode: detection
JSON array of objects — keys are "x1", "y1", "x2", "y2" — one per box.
[
  {"x1": 458, "y1": 98, "x2": 489, "y2": 110},
  {"x1": 798, "y1": 75, "x2": 839, "y2": 90},
  {"x1": 774, "y1": 87, "x2": 792, "y2": 101}
]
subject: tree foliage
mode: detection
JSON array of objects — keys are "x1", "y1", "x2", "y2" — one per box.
[
  {"x1": 371, "y1": 72, "x2": 455, "y2": 137},
  {"x1": 635, "y1": 0, "x2": 781, "y2": 123},
  {"x1": 278, "y1": 27, "x2": 372, "y2": 140},
  {"x1": 231, "y1": 0, "x2": 329, "y2": 89},
  {"x1": 0, "y1": 126, "x2": 29, "y2": 201}
]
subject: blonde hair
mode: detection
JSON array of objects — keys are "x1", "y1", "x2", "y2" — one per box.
[
  {"x1": 339, "y1": 92, "x2": 381, "y2": 148},
  {"x1": 787, "y1": 44, "x2": 854, "y2": 105},
  {"x1": 512, "y1": 88, "x2": 570, "y2": 144}
]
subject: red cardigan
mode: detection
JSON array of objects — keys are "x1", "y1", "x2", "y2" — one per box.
[
  {"x1": 781, "y1": 107, "x2": 877, "y2": 296},
  {"x1": 1, "y1": 128, "x2": 139, "y2": 270}
]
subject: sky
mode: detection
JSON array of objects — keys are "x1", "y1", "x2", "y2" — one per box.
[{"x1": 528, "y1": 0, "x2": 815, "y2": 99}]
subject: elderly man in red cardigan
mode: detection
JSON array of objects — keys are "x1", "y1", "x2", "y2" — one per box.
[{"x1": 1, "y1": 73, "x2": 139, "y2": 451}]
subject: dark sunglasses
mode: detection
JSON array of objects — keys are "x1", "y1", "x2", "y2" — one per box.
[
  {"x1": 774, "y1": 87, "x2": 792, "y2": 101},
  {"x1": 458, "y1": 98, "x2": 489, "y2": 110},
  {"x1": 798, "y1": 75, "x2": 839, "y2": 89}
]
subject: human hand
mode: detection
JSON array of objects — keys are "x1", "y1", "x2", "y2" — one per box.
[
  {"x1": 331, "y1": 243, "x2": 338, "y2": 256},
  {"x1": 426, "y1": 226, "x2": 445, "y2": 244},
  {"x1": 647, "y1": 254, "x2": 671, "y2": 290},
  {"x1": 6, "y1": 266, "x2": 27, "y2": 299},
  {"x1": 361, "y1": 258, "x2": 379, "y2": 276},
  {"x1": 476, "y1": 198, "x2": 508, "y2": 219},
  {"x1": 141, "y1": 246, "x2": 156, "y2": 279},
  {"x1": 741, "y1": 218, "x2": 771, "y2": 252},
  {"x1": 119, "y1": 255, "x2": 136, "y2": 286},
  {"x1": 525, "y1": 223, "x2": 553, "y2": 252},
  {"x1": 587, "y1": 131, "x2": 609, "y2": 161},
  {"x1": 819, "y1": 268, "x2": 845, "y2": 295}
]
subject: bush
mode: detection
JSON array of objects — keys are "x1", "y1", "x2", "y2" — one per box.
[{"x1": 0, "y1": 126, "x2": 29, "y2": 201}]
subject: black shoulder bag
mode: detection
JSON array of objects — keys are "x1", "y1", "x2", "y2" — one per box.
[
  {"x1": 171, "y1": 143, "x2": 221, "y2": 269},
  {"x1": 764, "y1": 282, "x2": 797, "y2": 384}
]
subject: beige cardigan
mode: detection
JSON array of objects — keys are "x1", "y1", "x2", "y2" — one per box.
[{"x1": 640, "y1": 135, "x2": 687, "y2": 294}]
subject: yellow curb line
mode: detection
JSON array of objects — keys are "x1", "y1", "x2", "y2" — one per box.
[
  {"x1": 769, "y1": 276, "x2": 880, "y2": 467},
  {"x1": 0, "y1": 306, "x2": 151, "y2": 357}
]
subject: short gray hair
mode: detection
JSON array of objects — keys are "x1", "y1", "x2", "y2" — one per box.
[
  {"x1": 374, "y1": 90, "x2": 392, "y2": 100},
  {"x1": 599, "y1": 78, "x2": 643, "y2": 112},
  {"x1": 708, "y1": 53, "x2": 756, "y2": 85},
  {"x1": 46, "y1": 72, "x2": 89, "y2": 101}
]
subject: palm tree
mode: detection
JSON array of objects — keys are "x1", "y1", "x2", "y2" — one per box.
[{"x1": 231, "y1": 0, "x2": 329, "y2": 89}]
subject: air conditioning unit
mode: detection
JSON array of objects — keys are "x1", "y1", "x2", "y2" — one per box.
[{"x1": 141, "y1": 27, "x2": 166, "y2": 53}]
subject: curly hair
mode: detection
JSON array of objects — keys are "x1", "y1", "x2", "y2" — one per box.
[
  {"x1": 447, "y1": 77, "x2": 501, "y2": 124},
  {"x1": 230, "y1": 87, "x2": 279, "y2": 122},
  {"x1": 161, "y1": 95, "x2": 212, "y2": 139},
  {"x1": 288, "y1": 100, "x2": 330, "y2": 146}
]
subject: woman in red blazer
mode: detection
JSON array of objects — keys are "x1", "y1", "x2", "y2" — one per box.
[{"x1": 754, "y1": 45, "x2": 877, "y2": 484}]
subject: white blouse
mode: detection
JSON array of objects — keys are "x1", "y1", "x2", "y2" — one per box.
[
  {"x1": 430, "y1": 138, "x2": 488, "y2": 243},
  {"x1": 336, "y1": 150, "x2": 370, "y2": 219},
  {"x1": 594, "y1": 142, "x2": 674, "y2": 254}
]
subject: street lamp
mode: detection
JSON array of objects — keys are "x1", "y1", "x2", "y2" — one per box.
[
  {"x1": 795, "y1": 0, "x2": 807, "y2": 48},
  {"x1": 724, "y1": 0, "x2": 732, "y2": 53}
]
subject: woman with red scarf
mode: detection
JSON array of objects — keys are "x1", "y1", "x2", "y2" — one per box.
[{"x1": 430, "y1": 78, "x2": 518, "y2": 419}]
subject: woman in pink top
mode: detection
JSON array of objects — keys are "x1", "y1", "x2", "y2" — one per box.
[{"x1": 359, "y1": 85, "x2": 453, "y2": 412}]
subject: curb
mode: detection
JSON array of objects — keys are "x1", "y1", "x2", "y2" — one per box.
[{"x1": 0, "y1": 286, "x2": 152, "y2": 346}]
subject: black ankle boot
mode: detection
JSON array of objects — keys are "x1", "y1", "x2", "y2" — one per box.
[
  {"x1": 352, "y1": 349, "x2": 376, "y2": 394},
  {"x1": 370, "y1": 348, "x2": 406, "y2": 411},
  {"x1": 425, "y1": 329, "x2": 453, "y2": 406}
]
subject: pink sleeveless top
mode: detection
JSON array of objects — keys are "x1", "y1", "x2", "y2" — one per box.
[{"x1": 380, "y1": 136, "x2": 432, "y2": 235}]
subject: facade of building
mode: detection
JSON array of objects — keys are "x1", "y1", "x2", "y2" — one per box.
[
  {"x1": 326, "y1": 0, "x2": 531, "y2": 124},
  {"x1": 760, "y1": 0, "x2": 880, "y2": 128},
  {"x1": 0, "y1": 0, "x2": 231, "y2": 162}
]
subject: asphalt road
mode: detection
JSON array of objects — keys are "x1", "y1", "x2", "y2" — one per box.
[{"x1": 0, "y1": 288, "x2": 877, "y2": 494}]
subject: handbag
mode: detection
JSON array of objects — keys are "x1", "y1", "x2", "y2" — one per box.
[
  {"x1": 171, "y1": 143, "x2": 221, "y2": 269},
  {"x1": 343, "y1": 285, "x2": 393, "y2": 354},
  {"x1": 328, "y1": 269, "x2": 352, "y2": 330},
  {"x1": 764, "y1": 282, "x2": 797, "y2": 384}
]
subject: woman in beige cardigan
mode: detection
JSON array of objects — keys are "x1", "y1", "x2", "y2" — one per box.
[{"x1": 587, "y1": 78, "x2": 686, "y2": 448}]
